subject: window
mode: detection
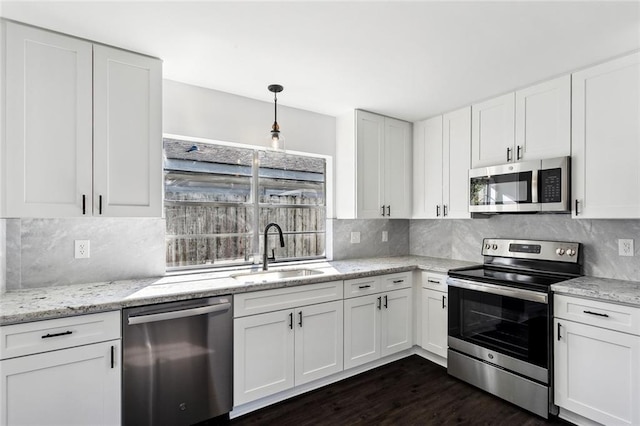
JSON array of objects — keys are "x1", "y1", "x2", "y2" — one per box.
[{"x1": 164, "y1": 138, "x2": 326, "y2": 270}]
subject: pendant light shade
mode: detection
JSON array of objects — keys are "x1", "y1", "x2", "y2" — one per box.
[{"x1": 268, "y1": 84, "x2": 285, "y2": 150}]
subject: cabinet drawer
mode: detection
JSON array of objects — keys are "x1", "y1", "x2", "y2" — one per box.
[
  {"x1": 344, "y1": 276, "x2": 380, "y2": 298},
  {"x1": 423, "y1": 272, "x2": 447, "y2": 292},
  {"x1": 380, "y1": 272, "x2": 412, "y2": 291},
  {"x1": 234, "y1": 281, "x2": 343, "y2": 318},
  {"x1": 555, "y1": 294, "x2": 640, "y2": 336},
  {"x1": 0, "y1": 311, "x2": 121, "y2": 360}
]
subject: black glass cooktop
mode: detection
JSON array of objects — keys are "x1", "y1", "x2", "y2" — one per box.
[{"x1": 447, "y1": 265, "x2": 572, "y2": 293}]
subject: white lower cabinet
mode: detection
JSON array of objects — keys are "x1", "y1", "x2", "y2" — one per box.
[
  {"x1": 344, "y1": 287, "x2": 413, "y2": 369},
  {"x1": 420, "y1": 272, "x2": 448, "y2": 359},
  {"x1": 233, "y1": 299, "x2": 343, "y2": 406},
  {"x1": 0, "y1": 311, "x2": 122, "y2": 426},
  {"x1": 554, "y1": 295, "x2": 640, "y2": 425}
]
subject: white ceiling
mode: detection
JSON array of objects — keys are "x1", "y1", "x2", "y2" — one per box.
[{"x1": 2, "y1": 1, "x2": 639, "y2": 122}]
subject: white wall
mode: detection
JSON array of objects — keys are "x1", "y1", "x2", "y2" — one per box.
[{"x1": 163, "y1": 80, "x2": 336, "y2": 157}]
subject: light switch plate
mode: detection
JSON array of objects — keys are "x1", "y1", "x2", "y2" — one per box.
[
  {"x1": 350, "y1": 232, "x2": 360, "y2": 244},
  {"x1": 382, "y1": 231, "x2": 388, "y2": 242},
  {"x1": 618, "y1": 239, "x2": 634, "y2": 256}
]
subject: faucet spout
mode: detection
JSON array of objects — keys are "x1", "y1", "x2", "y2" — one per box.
[{"x1": 263, "y1": 223, "x2": 285, "y2": 271}]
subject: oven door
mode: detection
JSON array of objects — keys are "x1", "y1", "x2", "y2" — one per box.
[
  {"x1": 469, "y1": 160, "x2": 540, "y2": 213},
  {"x1": 447, "y1": 277, "x2": 549, "y2": 383}
]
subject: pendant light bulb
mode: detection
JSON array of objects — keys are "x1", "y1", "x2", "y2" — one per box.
[{"x1": 268, "y1": 84, "x2": 285, "y2": 150}]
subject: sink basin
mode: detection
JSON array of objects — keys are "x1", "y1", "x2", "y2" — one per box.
[{"x1": 231, "y1": 268, "x2": 324, "y2": 283}]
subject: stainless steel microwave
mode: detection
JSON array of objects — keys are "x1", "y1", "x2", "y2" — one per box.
[{"x1": 469, "y1": 156, "x2": 570, "y2": 213}]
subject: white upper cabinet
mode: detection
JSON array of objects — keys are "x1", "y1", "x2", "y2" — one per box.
[
  {"x1": 572, "y1": 52, "x2": 640, "y2": 219},
  {"x1": 413, "y1": 106, "x2": 470, "y2": 219},
  {"x1": 4, "y1": 22, "x2": 93, "y2": 217},
  {"x1": 471, "y1": 75, "x2": 571, "y2": 168},
  {"x1": 515, "y1": 75, "x2": 571, "y2": 161},
  {"x1": 337, "y1": 110, "x2": 412, "y2": 219},
  {"x1": 93, "y1": 45, "x2": 162, "y2": 217},
  {"x1": 413, "y1": 116, "x2": 442, "y2": 218},
  {"x1": 1, "y1": 22, "x2": 162, "y2": 218},
  {"x1": 442, "y1": 107, "x2": 471, "y2": 219},
  {"x1": 471, "y1": 93, "x2": 515, "y2": 167}
]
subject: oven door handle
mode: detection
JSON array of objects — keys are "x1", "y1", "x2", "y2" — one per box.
[{"x1": 446, "y1": 277, "x2": 548, "y2": 304}]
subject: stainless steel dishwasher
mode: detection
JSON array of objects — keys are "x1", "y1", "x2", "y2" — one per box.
[{"x1": 122, "y1": 296, "x2": 232, "y2": 426}]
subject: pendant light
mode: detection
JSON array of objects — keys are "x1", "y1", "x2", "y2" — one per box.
[{"x1": 268, "y1": 84, "x2": 285, "y2": 150}]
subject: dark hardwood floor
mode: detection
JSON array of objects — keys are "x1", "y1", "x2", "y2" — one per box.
[{"x1": 230, "y1": 355, "x2": 569, "y2": 426}]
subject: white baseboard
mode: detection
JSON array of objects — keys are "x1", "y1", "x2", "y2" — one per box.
[{"x1": 558, "y1": 408, "x2": 604, "y2": 426}]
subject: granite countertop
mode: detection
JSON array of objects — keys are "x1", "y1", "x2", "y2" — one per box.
[
  {"x1": 552, "y1": 276, "x2": 640, "y2": 307},
  {"x1": 0, "y1": 256, "x2": 476, "y2": 325}
]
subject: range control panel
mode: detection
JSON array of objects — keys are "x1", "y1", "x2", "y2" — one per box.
[{"x1": 482, "y1": 238, "x2": 581, "y2": 263}]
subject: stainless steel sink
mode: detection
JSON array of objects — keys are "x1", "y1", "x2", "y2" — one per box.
[{"x1": 231, "y1": 268, "x2": 323, "y2": 283}]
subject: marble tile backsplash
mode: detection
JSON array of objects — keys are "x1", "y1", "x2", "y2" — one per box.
[
  {"x1": 411, "y1": 215, "x2": 640, "y2": 281},
  {"x1": 332, "y1": 219, "x2": 410, "y2": 260},
  {"x1": 5, "y1": 218, "x2": 166, "y2": 290}
]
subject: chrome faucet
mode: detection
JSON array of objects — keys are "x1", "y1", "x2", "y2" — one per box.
[{"x1": 263, "y1": 223, "x2": 285, "y2": 271}]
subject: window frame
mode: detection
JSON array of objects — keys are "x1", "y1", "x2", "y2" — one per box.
[{"x1": 163, "y1": 134, "x2": 332, "y2": 272}]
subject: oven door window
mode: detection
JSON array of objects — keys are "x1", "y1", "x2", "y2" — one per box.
[
  {"x1": 470, "y1": 171, "x2": 533, "y2": 206},
  {"x1": 449, "y1": 286, "x2": 548, "y2": 368}
]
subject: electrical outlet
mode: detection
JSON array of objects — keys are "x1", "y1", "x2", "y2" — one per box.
[
  {"x1": 350, "y1": 232, "x2": 360, "y2": 244},
  {"x1": 382, "y1": 231, "x2": 388, "y2": 242},
  {"x1": 618, "y1": 239, "x2": 634, "y2": 257},
  {"x1": 74, "y1": 240, "x2": 90, "y2": 259}
]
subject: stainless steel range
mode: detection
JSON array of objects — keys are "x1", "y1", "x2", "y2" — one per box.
[{"x1": 447, "y1": 238, "x2": 582, "y2": 418}]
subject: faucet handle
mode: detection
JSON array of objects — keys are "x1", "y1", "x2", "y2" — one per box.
[{"x1": 267, "y1": 248, "x2": 276, "y2": 262}]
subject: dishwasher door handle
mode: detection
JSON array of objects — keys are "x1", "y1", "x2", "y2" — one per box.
[{"x1": 127, "y1": 303, "x2": 232, "y2": 325}]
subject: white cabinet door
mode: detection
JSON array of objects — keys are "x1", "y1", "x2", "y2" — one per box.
[
  {"x1": 356, "y1": 110, "x2": 385, "y2": 218},
  {"x1": 294, "y1": 301, "x2": 343, "y2": 386},
  {"x1": 384, "y1": 117, "x2": 412, "y2": 218},
  {"x1": 4, "y1": 22, "x2": 93, "y2": 217},
  {"x1": 344, "y1": 293, "x2": 381, "y2": 369},
  {"x1": 471, "y1": 93, "x2": 515, "y2": 168},
  {"x1": 572, "y1": 52, "x2": 640, "y2": 218},
  {"x1": 0, "y1": 340, "x2": 120, "y2": 426},
  {"x1": 93, "y1": 45, "x2": 162, "y2": 217},
  {"x1": 413, "y1": 116, "x2": 443, "y2": 219},
  {"x1": 555, "y1": 319, "x2": 640, "y2": 426},
  {"x1": 443, "y1": 106, "x2": 471, "y2": 219},
  {"x1": 233, "y1": 310, "x2": 295, "y2": 405},
  {"x1": 515, "y1": 75, "x2": 571, "y2": 161},
  {"x1": 380, "y1": 288, "x2": 413, "y2": 357},
  {"x1": 421, "y1": 288, "x2": 448, "y2": 358}
]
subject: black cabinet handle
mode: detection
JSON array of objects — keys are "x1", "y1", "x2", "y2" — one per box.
[
  {"x1": 443, "y1": 205, "x2": 448, "y2": 217},
  {"x1": 99, "y1": 195, "x2": 103, "y2": 215},
  {"x1": 507, "y1": 147, "x2": 512, "y2": 162},
  {"x1": 442, "y1": 295, "x2": 446, "y2": 309},
  {"x1": 583, "y1": 310, "x2": 609, "y2": 318},
  {"x1": 110, "y1": 345, "x2": 115, "y2": 368},
  {"x1": 377, "y1": 296, "x2": 382, "y2": 310},
  {"x1": 42, "y1": 331, "x2": 72, "y2": 339},
  {"x1": 381, "y1": 205, "x2": 386, "y2": 217},
  {"x1": 383, "y1": 295, "x2": 388, "y2": 309},
  {"x1": 358, "y1": 284, "x2": 371, "y2": 289},
  {"x1": 392, "y1": 280, "x2": 404, "y2": 284},
  {"x1": 436, "y1": 205, "x2": 441, "y2": 217},
  {"x1": 298, "y1": 311, "x2": 303, "y2": 327},
  {"x1": 557, "y1": 322, "x2": 562, "y2": 341},
  {"x1": 289, "y1": 312, "x2": 293, "y2": 329},
  {"x1": 575, "y1": 199, "x2": 580, "y2": 216},
  {"x1": 82, "y1": 195, "x2": 86, "y2": 215},
  {"x1": 516, "y1": 145, "x2": 522, "y2": 160},
  {"x1": 386, "y1": 205, "x2": 391, "y2": 216},
  {"x1": 427, "y1": 279, "x2": 440, "y2": 284}
]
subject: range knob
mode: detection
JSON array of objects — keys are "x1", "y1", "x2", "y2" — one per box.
[
  {"x1": 556, "y1": 248, "x2": 565, "y2": 256},
  {"x1": 567, "y1": 249, "x2": 576, "y2": 257},
  {"x1": 485, "y1": 243, "x2": 491, "y2": 250},
  {"x1": 491, "y1": 244, "x2": 498, "y2": 250}
]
